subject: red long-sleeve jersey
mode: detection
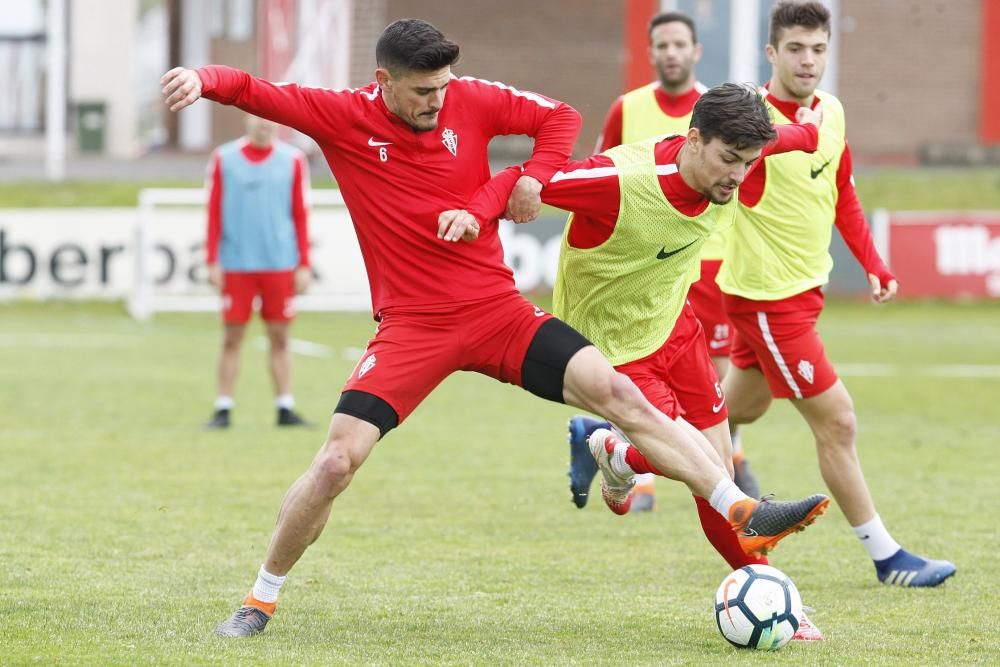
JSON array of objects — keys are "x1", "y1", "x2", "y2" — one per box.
[
  {"x1": 197, "y1": 66, "x2": 581, "y2": 316},
  {"x1": 205, "y1": 140, "x2": 311, "y2": 267},
  {"x1": 739, "y1": 85, "x2": 893, "y2": 283}
]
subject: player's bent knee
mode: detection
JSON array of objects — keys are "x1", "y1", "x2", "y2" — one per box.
[
  {"x1": 600, "y1": 372, "x2": 657, "y2": 426},
  {"x1": 314, "y1": 444, "x2": 354, "y2": 480},
  {"x1": 728, "y1": 394, "x2": 771, "y2": 425},
  {"x1": 818, "y1": 409, "x2": 857, "y2": 447}
]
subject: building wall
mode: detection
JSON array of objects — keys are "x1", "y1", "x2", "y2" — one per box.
[
  {"x1": 70, "y1": 0, "x2": 140, "y2": 158},
  {"x1": 837, "y1": 0, "x2": 981, "y2": 162},
  {"x1": 209, "y1": 16, "x2": 258, "y2": 146},
  {"x1": 371, "y1": 0, "x2": 625, "y2": 157},
  {"x1": 153, "y1": 0, "x2": 985, "y2": 162}
]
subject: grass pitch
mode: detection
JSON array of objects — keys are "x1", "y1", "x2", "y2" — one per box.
[{"x1": 1, "y1": 299, "x2": 998, "y2": 665}]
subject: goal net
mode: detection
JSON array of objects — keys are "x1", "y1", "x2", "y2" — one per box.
[{"x1": 127, "y1": 187, "x2": 370, "y2": 320}]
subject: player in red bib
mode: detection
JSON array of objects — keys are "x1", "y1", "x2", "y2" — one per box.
[{"x1": 163, "y1": 18, "x2": 830, "y2": 638}]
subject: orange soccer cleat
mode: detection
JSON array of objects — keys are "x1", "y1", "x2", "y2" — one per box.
[{"x1": 729, "y1": 494, "x2": 830, "y2": 556}]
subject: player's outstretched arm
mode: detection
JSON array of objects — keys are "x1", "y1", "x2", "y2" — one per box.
[{"x1": 161, "y1": 67, "x2": 203, "y2": 112}]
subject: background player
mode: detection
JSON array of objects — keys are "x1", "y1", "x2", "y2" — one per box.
[
  {"x1": 203, "y1": 113, "x2": 313, "y2": 429},
  {"x1": 719, "y1": 1, "x2": 955, "y2": 589}
]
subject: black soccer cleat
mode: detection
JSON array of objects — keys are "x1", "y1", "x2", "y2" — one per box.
[
  {"x1": 214, "y1": 605, "x2": 271, "y2": 637},
  {"x1": 277, "y1": 407, "x2": 315, "y2": 428},
  {"x1": 204, "y1": 409, "x2": 231, "y2": 430},
  {"x1": 731, "y1": 493, "x2": 830, "y2": 556}
]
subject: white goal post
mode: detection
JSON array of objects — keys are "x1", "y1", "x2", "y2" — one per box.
[{"x1": 128, "y1": 188, "x2": 371, "y2": 321}]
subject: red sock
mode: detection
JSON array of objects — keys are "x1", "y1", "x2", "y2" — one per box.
[
  {"x1": 694, "y1": 495, "x2": 768, "y2": 570},
  {"x1": 624, "y1": 446, "x2": 663, "y2": 476}
]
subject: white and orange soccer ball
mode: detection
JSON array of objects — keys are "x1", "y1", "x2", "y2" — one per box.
[{"x1": 714, "y1": 564, "x2": 802, "y2": 650}]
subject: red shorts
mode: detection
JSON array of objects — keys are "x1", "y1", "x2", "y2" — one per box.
[
  {"x1": 222, "y1": 270, "x2": 296, "y2": 324},
  {"x1": 342, "y1": 292, "x2": 552, "y2": 424},
  {"x1": 725, "y1": 289, "x2": 838, "y2": 399},
  {"x1": 687, "y1": 259, "x2": 734, "y2": 357},
  {"x1": 614, "y1": 302, "x2": 728, "y2": 430}
]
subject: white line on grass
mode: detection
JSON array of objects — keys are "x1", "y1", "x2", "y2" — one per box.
[
  {"x1": 837, "y1": 363, "x2": 1000, "y2": 379},
  {"x1": 253, "y1": 336, "x2": 332, "y2": 358},
  {"x1": 0, "y1": 333, "x2": 139, "y2": 348}
]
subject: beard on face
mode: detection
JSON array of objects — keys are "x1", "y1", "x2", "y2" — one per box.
[{"x1": 658, "y1": 62, "x2": 691, "y2": 89}]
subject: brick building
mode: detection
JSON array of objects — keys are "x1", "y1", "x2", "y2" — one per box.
[{"x1": 257, "y1": 0, "x2": 995, "y2": 164}]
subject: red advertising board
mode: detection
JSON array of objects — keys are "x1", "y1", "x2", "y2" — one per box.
[{"x1": 881, "y1": 211, "x2": 1000, "y2": 299}]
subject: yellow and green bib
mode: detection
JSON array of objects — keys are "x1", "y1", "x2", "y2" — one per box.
[
  {"x1": 718, "y1": 91, "x2": 847, "y2": 300},
  {"x1": 622, "y1": 82, "x2": 725, "y2": 262},
  {"x1": 553, "y1": 138, "x2": 736, "y2": 365}
]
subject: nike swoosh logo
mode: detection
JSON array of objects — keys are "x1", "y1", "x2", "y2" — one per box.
[
  {"x1": 708, "y1": 339, "x2": 728, "y2": 349},
  {"x1": 656, "y1": 240, "x2": 696, "y2": 260},
  {"x1": 712, "y1": 400, "x2": 726, "y2": 413},
  {"x1": 722, "y1": 578, "x2": 738, "y2": 628},
  {"x1": 810, "y1": 158, "x2": 832, "y2": 179},
  {"x1": 368, "y1": 138, "x2": 392, "y2": 147}
]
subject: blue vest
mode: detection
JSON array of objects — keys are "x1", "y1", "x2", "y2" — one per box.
[{"x1": 218, "y1": 140, "x2": 301, "y2": 271}]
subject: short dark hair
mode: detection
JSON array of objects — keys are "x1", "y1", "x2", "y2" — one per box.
[
  {"x1": 769, "y1": 1, "x2": 831, "y2": 47},
  {"x1": 689, "y1": 83, "x2": 776, "y2": 150},
  {"x1": 648, "y1": 11, "x2": 697, "y2": 44},
  {"x1": 376, "y1": 19, "x2": 460, "y2": 74}
]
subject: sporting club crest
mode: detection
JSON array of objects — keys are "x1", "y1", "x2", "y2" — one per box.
[
  {"x1": 797, "y1": 359, "x2": 815, "y2": 384},
  {"x1": 441, "y1": 128, "x2": 458, "y2": 156}
]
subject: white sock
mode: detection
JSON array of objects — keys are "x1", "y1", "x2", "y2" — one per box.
[
  {"x1": 852, "y1": 514, "x2": 902, "y2": 561},
  {"x1": 610, "y1": 442, "x2": 635, "y2": 478},
  {"x1": 708, "y1": 479, "x2": 751, "y2": 519},
  {"x1": 275, "y1": 394, "x2": 295, "y2": 409},
  {"x1": 252, "y1": 565, "x2": 286, "y2": 603},
  {"x1": 634, "y1": 472, "x2": 655, "y2": 487},
  {"x1": 215, "y1": 395, "x2": 234, "y2": 410}
]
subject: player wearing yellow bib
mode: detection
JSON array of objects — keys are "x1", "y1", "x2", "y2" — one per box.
[
  {"x1": 475, "y1": 83, "x2": 827, "y2": 566},
  {"x1": 721, "y1": 1, "x2": 955, "y2": 589},
  {"x1": 577, "y1": 12, "x2": 758, "y2": 513}
]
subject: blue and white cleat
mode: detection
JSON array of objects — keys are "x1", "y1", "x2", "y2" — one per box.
[
  {"x1": 875, "y1": 549, "x2": 956, "y2": 587},
  {"x1": 567, "y1": 415, "x2": 608, "y2": 508}
]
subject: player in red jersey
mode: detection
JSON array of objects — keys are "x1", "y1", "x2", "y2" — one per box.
[
  {"x1": 162, "y1": 18, "x2": 829, "y2": 638},
  {"x1": 721, "y1": 1, "x2": 955, "y2": 592}
]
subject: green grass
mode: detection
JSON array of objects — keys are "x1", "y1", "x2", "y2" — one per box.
[
  {"x1": 1, "y1": 300, "x2": 998, "y2": 665},
  {"x1": 1, "y1": 168, "x2": 998, "y2": 210},
  {"x1": 852, "y1": 167, "x2": 1000, "y2": 211}
]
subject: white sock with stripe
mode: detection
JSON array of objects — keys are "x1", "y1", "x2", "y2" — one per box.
[
  {"x1": 609, "y1": 442, "x2": 635, "y2": 478},
  {"x1": 708, "y1": 479, "x2": 751, "y2": 519},
  {"x1": 252, "y1": 565, "x2": 286, "y2": 603},
  {"x1": 633, "y1": 472, "x2": 655, "y2": 487},
  {"x1": 852, "y1": 514, "x2": 901, "y2": 561}
]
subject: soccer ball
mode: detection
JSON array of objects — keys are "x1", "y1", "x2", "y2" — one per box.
[{"x1": 714, "y1": 564, "x2": 802, "y2": 650}]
